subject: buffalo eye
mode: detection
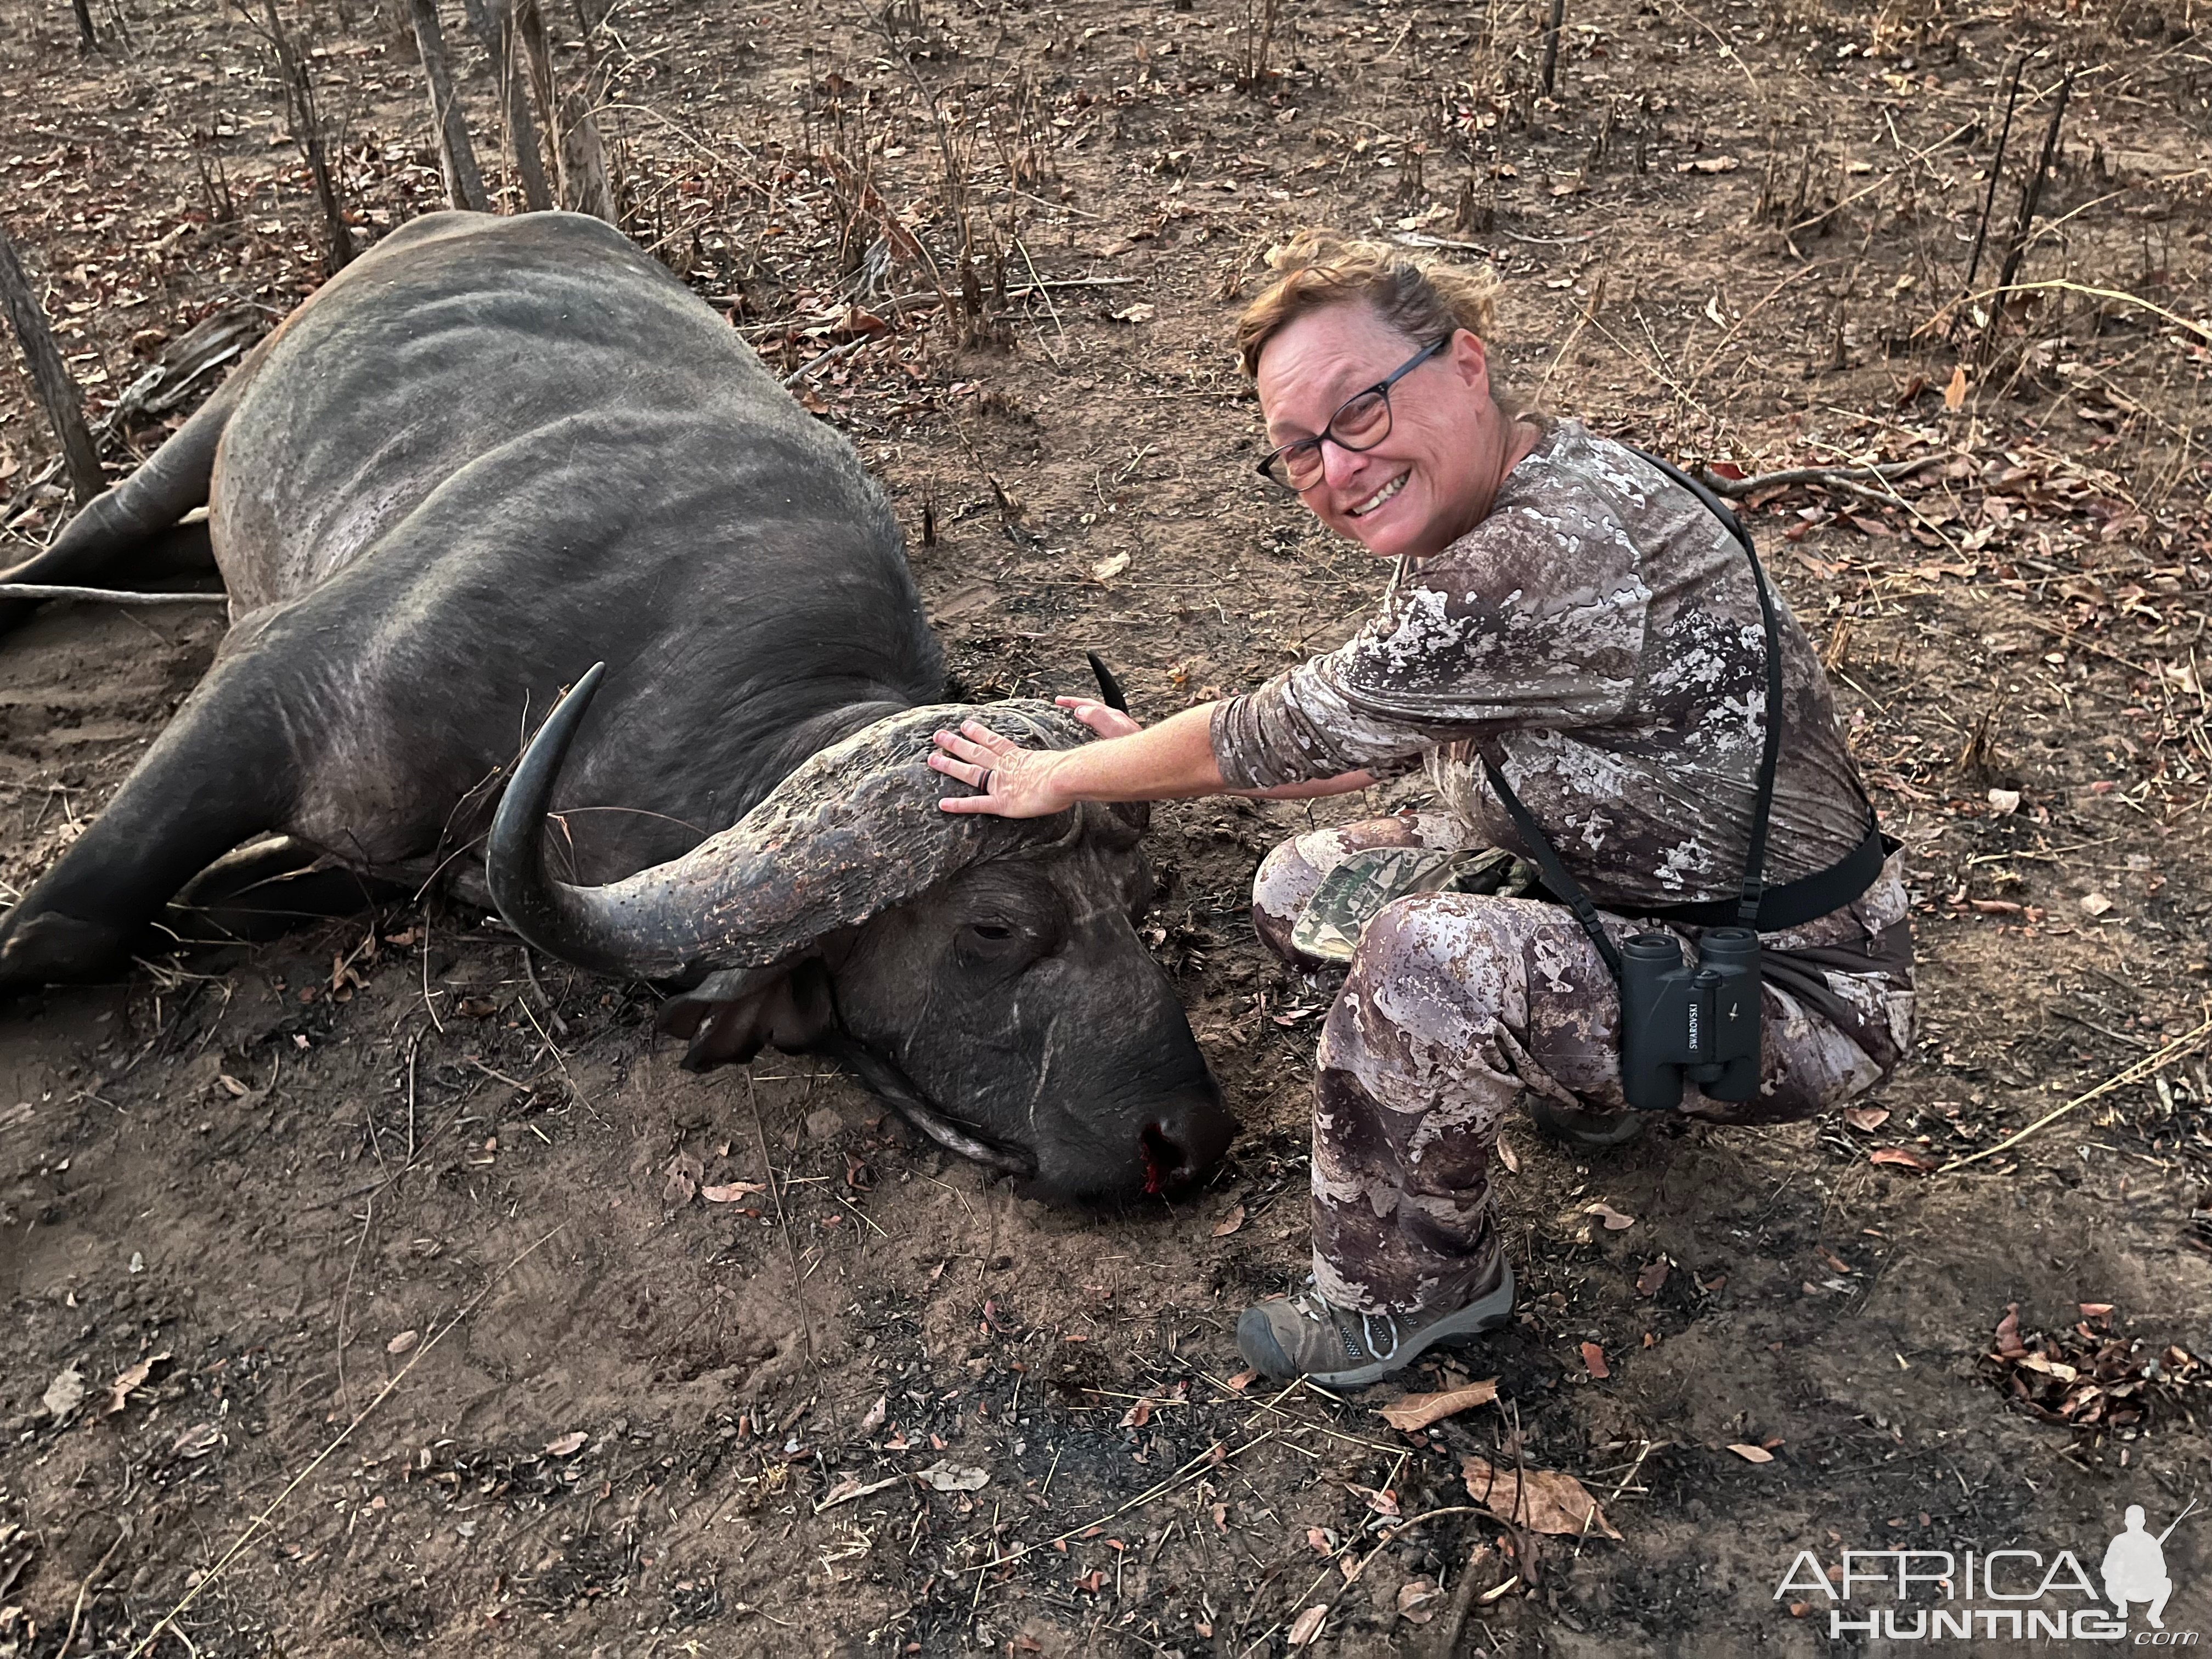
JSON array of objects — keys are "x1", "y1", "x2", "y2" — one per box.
[{"x1": 968, "y1": 922, "x2": 1014, "y2": 941}]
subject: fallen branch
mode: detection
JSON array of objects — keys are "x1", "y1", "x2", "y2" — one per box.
[
  {"x1": 1692, "y1": 455, "x2": 1944, "y2": 499},
  {"x1": 0, "y1": 584, "x2": 227, "y2": 606},
  {"x1": 1940, "y1": 1014, "x2": 2212, "y2": 1175}
]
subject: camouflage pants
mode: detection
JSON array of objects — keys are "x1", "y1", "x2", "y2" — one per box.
[{"x1": 1254, "y1": 812, "x2": 1916, "y2": 1316}]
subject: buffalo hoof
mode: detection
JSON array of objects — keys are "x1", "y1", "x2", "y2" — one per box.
[{"x1": 0, "y1": 909, "x2": 132, "y2": 998}]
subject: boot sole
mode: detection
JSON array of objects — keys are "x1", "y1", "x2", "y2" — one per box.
[{"x1": 1240, "y1": 1265, "x2": 1518, "y2": 1391}]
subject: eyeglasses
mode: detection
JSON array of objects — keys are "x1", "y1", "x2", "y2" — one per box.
[{"x1": 1255, "y1": 334, "x2": 1454, "y2": 493}]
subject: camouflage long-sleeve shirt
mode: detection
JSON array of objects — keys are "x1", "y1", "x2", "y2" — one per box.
[{"x1": 1211, "y1": 421, "x2": 1875, "y2": 916}]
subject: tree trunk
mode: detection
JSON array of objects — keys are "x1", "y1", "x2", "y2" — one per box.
[
  {"x1": 70, "y1": 0, "x2": 97, "y2": 50},
  {"x1": 0, "y1": 227, "x2": 104, "y2": 505},
  {"x1": 460, "y1": 0, "x2": 553, "y2": 211},
  {"x1": 408, "y1": 0, "x2": 491, "y2": 213},
  {"x1": 514, "y1": 0, "x2": 616, "y2": 222}
]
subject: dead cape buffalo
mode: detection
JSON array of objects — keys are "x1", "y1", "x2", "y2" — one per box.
[{"x1": 0, "y1": 210, "x2": 1233, "y2": 1202}]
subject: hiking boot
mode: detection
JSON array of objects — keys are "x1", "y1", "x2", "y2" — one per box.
[
  {"x1": 1235, "y1": 1257, "x2": 1516, "y2": 1389},
  {"x1": 1525, "y1": 1094, "x2": 1646, "y2": 1150}
]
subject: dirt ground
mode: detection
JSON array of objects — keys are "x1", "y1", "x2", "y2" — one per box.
[{"x1": 3, "y1": 0, "x2": 2211, "y2": 1648}]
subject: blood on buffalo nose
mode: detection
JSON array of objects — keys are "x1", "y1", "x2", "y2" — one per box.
[{"x1": 1138, "y1": 1098, "x2": 1234, "y2": 1194}]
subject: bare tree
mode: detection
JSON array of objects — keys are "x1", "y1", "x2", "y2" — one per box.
[
  {"x1": 247, "y1": 0, "x2": 358, "y2": 273},
  {"x1": 0, "y1": 227, "x2": 104, "y2": 505},
  {"x1": 70, "y1": 0, "x2": 98, "y2": 50},
  {"x1": 409, "y1": 0, "x2": 490, "y2": 212},
  {"x1": 515, "y1": 0, "x2": 615, "y2": 221},
  {"x1": 460, "y1": 0, "x2": 552, "y2": 211}
]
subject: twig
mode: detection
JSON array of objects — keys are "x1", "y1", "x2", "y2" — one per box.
[
  {"x1": 784, "y1": 335, "x2": 873, "y2": 387},
  {"x1": 1692, "y1": 455, "x2": 1943, "y2": 499},
  {"x1": 334, "y1": 1194, "x2": 374, "y2": 1414},
  {"x1": 0, "y1": 583, "x2": 227, "y2": 605},
  {"x1": 1954, "y1": 57, "x2": 2024, "y2": 333},
  {"x1": 60, "y1": 1520, "x2": 130, "y2": 1658},
  {"x1": 1983, "y1": 65, "x2": 2075, "y2": 357},
  {"x1": 517, "y1": 945, "x2": 569, "y2": 1038},
  {"x1": 748, "y1": 1073, "x2": 821, "y2": 1376},
  {"x1": 125, "y1": 1226, "x2": 566, "y2": 1659},
  {"x1": 1939, "y1": 1014, "x2": 2212, "y2": 1174}
]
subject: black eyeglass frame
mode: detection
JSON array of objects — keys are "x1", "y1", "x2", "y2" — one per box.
[{"x1": 1254, "y1": 332, "x2": 1457, "y2": 493}]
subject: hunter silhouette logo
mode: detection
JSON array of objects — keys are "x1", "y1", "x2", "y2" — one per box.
[
  {"x1": 1775, "y1": 1494, "x2": 2203, "y2": 1641},
  {"x1": 2105, "y1": 1500, "x2": 2198, "y2": 1630}
]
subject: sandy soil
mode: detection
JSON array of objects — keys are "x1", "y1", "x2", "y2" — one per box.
[{"x1": 2, "y1": 0, "x2": 2210, "y2": 1649}]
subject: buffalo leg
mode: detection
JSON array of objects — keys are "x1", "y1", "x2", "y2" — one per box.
[
  {"x1": 0, "y1": 385, "x2": 235, "y2": 634},
  {"x1": 0, "y1": 657, "x2": 295, "y2": 991}
]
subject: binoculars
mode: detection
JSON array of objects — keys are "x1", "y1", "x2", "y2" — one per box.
[{"x1": 1618, "y1": 927, "x2": 1763, "y2": 1112}]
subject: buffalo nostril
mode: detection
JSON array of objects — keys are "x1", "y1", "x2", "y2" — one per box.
[{"x1": 1139, "y1": 1122, "x2": 1187, "y2": 1195}]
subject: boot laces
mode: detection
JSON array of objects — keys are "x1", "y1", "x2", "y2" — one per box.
[{"x1": 1289, "y1": 1286, "x2": 1401, "y2": 1362}]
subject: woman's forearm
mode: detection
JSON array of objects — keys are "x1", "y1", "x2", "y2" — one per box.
[
  {"x1": 1043, "y1": 706, "x2": 1377, "y2": 806},
  {"x1": 1234, "y1": 770, "x2": 1378, "y2": 800},
  {"x1": 1043, "y1": 703, "x2": 1229, "y2": 803}
]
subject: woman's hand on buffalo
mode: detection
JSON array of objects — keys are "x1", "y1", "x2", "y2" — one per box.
[{"x1": 930, "y1": 696, "x2": 1142, "y2": 817}]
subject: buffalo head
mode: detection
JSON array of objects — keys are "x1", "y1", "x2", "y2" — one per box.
[{"x1": 486, "y1": 665, "x2": 1234, "y2": 1202}]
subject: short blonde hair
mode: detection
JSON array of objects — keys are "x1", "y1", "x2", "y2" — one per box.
[{"x1": 1235, "y1": 229, "x2": 1506, "y2": 382}]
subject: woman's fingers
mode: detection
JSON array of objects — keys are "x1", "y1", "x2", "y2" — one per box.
[{"x1": 1055, "y1": 696, "x2": 1143, "y2": 740}]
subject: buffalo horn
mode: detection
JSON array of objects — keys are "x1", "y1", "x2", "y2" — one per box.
[{"x1": 487, "y1": 668, "x2": 1099, "y2": 981}]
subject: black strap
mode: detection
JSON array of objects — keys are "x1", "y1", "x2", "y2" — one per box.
[
  {"x1": 1479, "y1": 445, "x2": 1884, "y2": 974},
  {"x1": 1480, "y1": 759, "x2": 1623, "y2": 981},
  {"x1": 1627, "y1": 449, "x2": 1784, "y2": 928}
]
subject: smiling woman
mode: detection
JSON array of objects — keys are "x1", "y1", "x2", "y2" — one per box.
[{"x1": 928, "y1": 227, "x2": 1913, "y2": 1392}]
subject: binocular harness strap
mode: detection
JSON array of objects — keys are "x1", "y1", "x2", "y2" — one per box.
[{"x1": 1479, "y1": 446, "x2": 1882, "y2": 984}]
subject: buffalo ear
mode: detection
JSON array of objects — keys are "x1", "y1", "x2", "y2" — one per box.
[{"x1": 659, "y1": 958, "x2": 836, "y2": 1073}]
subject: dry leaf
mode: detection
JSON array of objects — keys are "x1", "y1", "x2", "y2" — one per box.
[
  {"x1": 1494, "y1": 1133, "x2": 1519, "y2": 1173},
  {"x1": 917, "y1": 1460, "x2": 990, "y2": 1493},
  {"x1": 702, "y1": 1181, "x2": 769, "y2": 1203},
  {"x1": 1211, "y1": 1204, "x2": 1246, "y2": 1238},
  {"x1": 1350, "y1": 1483, "x2": 1401, "y2": 1518},
  {"x1": 1587, "y1": 1201, "x2": 1635, "y2": 1231},
  {"x1": 860, "y1": 1393, "x2": 888, "y2": 1434},
  {"x1": 1843, "y1": 1105, "x2": 1890, "y2": 1132},
  {"x1": 1286, "y1": 1605, "x2": 1328, "y2": 1647},
  {"x1": 1943, "y1": 363, "x2": 1969, "y2": 411},
  {"x1": 42, "y1": 1366, "x2": 86, "y2": 1421},
  {"x1": 1986, "y1": 786, "x2": 2020, "y2": 815},
  {"x1": 386, "y1": 1330, "x2": 419, "y2": 1356},
  {"x1": 1728, "y1": 1443, "x2": 1775, "y2": 1464},
  {"x1": 1678, "y1": 154, "x2": 1741, "y2": 173},
  {"x1": 1092, "y1": 551, "x2": 1131, "y2": 582},
  {"x1": 172, "y1": 1423, "x2": 223, "y2": 1458},
  {"x1": 217, "y1": 1073, "x2": 250, "y2": 1097},
  {"x1": 544, "y1": 1431, "x2": 589, "y2": 1457},
  {"x1": 1377, "y1": 1379, "x2": 1499, "y2": 1432},
  {"x1": 1305, "y1": 1526, "x2": 1334, "y2": 1555},
  {"x1": 1121, "y1": 1398, "x2": 1154, "y2": 1430},
  {"x1": 2079, "y1": 891, "x2": 2113, "y2": 917},
  {"x1": 105, "y1": 1351, "x2": 170, "y2": 1415},
  {"x1": 1110, "y1": 302, "x2": 1156, "y2": 324},
  {"x1": 1635, "y1": 1258, "x2": 1670, "y2": 1297},
  {"x1": 1460, "y1": 1455, "x2": 1621, "y2": 1539},
  {"x1": 1224, "y1": 1369, "x2": 1259, "y2": 1392},
  {"x1": 662, "y1": 1150, "x2": 703, "y2": 1206},
  {"x1": 1581, "y1": 1341, "x2": 1610, "y2": 1379},
  {"x1": 1870, "y1": 1146, "x2": 1937, "y2": 1172},
  {"x1": 1397, "y1": 1578, "x2": 1444, "y2": 1624}
]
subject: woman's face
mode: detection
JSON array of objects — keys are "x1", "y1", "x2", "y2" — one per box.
[{"x1": 1255, "y1": 302, "x2": 1512, "y2": 560}]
